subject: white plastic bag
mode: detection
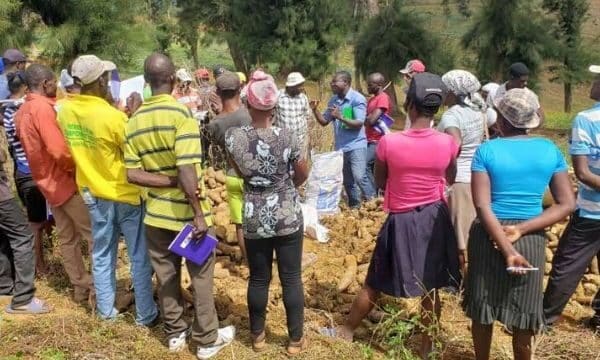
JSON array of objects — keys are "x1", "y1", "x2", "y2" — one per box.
[
  {"x1": 301, "y1": 203, "x2": 329, "y2": 243},
  {"x1": 304, "y1": 151, "x2": 344, "y2": 216}
]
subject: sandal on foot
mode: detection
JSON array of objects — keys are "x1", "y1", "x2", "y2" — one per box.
[
  {"x1": 251, "y1": 331, "x2": 267, "y2": 352},
  {"x1": 287, "y1": 337, "x2": 307, "y2": 356},
  {"x1": 5, "y1": 297, "x2": 50, "y2": 314}
]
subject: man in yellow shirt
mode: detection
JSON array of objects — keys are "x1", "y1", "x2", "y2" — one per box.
[
  {"x1": 57, "y1": 55, "x2": 158, "y2": 326},
  {"x1": 125, "y1": 53, "x2": 234, "y2": 359}
]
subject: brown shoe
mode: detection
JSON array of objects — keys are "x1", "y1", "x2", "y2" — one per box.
[
  {"x1": 286, "y1": 337, "x2": 307, "y2": 356},
  {"x1": 251, "y1": 331, "x2": 267, "y2": 352}
]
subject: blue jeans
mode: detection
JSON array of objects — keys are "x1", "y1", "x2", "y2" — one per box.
[
  {"x1": 82, "y1": 189, "x2": 157, "y2": 325},
  {"x1": 366, "y1": 142, "x2": 378, "y2": 192},
  {"x1": 343, "y1": 147, "x2": 376, "y2": 208}
]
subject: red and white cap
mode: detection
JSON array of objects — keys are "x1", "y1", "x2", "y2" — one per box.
[{"x1": 399, "y1": 59, "x2": 426, "y2": 75}]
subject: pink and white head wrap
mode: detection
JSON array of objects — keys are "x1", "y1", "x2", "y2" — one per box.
[{"x1": 246, "y1": 70, "x2": 278, "y2": 111}]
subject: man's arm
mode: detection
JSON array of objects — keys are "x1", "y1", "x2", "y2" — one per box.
[
  {"x1": 366, "y1": 108, "x2": 383, "y2": 126},
  {"x1": 178, "y1": 164, "x2": 208, "y2": 238},
  {"x1": 310, "y1": 100, "x2": 331, "y2": 127},
  {"x1": 41, "y1": 107, "x2": 75, "y2": 172},
  {"x1": 127, "y1": 169, "x2": 177, "y2": 188},
  {"x1": 337, "y1": 98, "x2": 366, "y2": 129},
  {"x1": 573, "y1": 155, "x2": 600, "y2": 191}
]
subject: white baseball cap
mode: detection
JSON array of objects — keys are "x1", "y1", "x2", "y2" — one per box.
[
  {"x1": 71, "y1": 55, "x2": 116, "y2": 85},
  {"x1": 176, "y1": 68, "x2": 193, "y2": 83},
  {"x1": 590, "y1": 65, "x2": 600, "y2": 74},
  {"x1": 286, "y1": 72, "x2": 305, "y2": 87}
]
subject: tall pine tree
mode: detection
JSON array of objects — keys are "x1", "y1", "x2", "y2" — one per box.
[
  {"x1": 354, "y1": 0, "x2": 455, "y2": 109},
  {"x1": 543, "y1": 0, "x2": 595, "y2": 112},
  {"x1": 462, "y1": 0, "x2": 555, "y2": 85}
]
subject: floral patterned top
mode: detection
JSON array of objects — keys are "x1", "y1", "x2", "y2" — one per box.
[{"x1": 225, "y1": 125, "x2": 303, "y2": 239}]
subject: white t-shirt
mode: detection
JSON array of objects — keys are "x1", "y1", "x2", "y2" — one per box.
[{"x1": 437, "y1": 105, "x2": 485, "y2": 183}]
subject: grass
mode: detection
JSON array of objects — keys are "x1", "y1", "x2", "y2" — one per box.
[{"x1": 1, "y1": 233, "x2": 599, "y2": 360}]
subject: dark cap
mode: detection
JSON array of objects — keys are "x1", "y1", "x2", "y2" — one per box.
[
  {"x1": 509, "y1": 62, "x2": 530, "y2": 78},
  {"x1": 213, "y1": 65, "x2": 227, "y2": 78},
  {"x1": 407, "y1": 72, "x2": 447, "y2": 108},
  {"x1": 216, "y1": 71, "x2": 241, "y2": 91},
  {"x1": 2, "y1": 49, "x2": 28, "y2": 64}
]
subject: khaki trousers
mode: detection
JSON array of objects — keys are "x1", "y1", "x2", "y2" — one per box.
[
  {"x1": 51, "y1": 194, "x2": 94, "y2": 297},
  {"x1": 146, "y1": 225, "x2": 219, "y2": 346},
  {"x1": 448, "y1": 183, "x2": 476, "y2": 251}
]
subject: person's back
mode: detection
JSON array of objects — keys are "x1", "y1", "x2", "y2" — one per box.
[
  {"x1": 379, "y1": 128, "x2": 458, "y2": 212},
  {"x1": 16, "y1": 93, "x2": 77, "y2": 206},
  {"x1": 226, "y1": 125, "x2": 301, "y2": 238},
  {"x1": 208, "y1": 107, "x2": 251, "y2": 152},
  {"x1": 438, "y1": 105, "x2": 484, "y2": 183},
  {"x1": 472, "y1": 137, "x2": 566, "y2": 219},
  {"x1": 58, "y1": 94, "x2": 140, "y2": 204},
  {"x1": 126, "y1": 94, "x2": 212, "y2": 231}
]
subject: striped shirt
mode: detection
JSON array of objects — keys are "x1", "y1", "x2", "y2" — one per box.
[
  {"x1": 2, "y1": 101, "x2": 30, "y2": 174},
  {"x1": 125, "y1": 94, "x2": 213, "y2": 231},
  {"x1": 570, "y1": 102, "x2": 600, "y2": 219}
]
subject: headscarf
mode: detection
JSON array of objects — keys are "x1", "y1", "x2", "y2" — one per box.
[
  {"x1": 59, "y1": 69, "x2": 75, "y2": 90},
  {"x1": 246, "y1": 70, "x2": 278, "y2": 111},
  {"x1": 482, "y1": 82, "x2": 500, "y2": 108},
  {"x1": 441, "y1": 70, "x2": 482, "y2": 111}
]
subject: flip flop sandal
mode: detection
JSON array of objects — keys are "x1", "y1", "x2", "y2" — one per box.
[{"x1": 5, "y1": 297, "x2": 50, "y2": 314}]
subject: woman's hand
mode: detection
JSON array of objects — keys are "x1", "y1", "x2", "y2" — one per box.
[
  {"x1": 502, "y1": 225, "x2": 523, "y2": 243},
  {"x1": 505, "y1": 252, "x2": 533, "y2": 275}
]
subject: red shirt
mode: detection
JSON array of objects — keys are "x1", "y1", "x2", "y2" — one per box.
[
  {"x1": 15, "y1": 93, "x2": 78, "y2": 207},
  {"x1": 365, "y1": 92, "x2": 391, "y2": 143}
]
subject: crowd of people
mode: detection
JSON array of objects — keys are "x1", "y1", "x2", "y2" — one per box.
[{"x1": 0, "y1": 46, "x2": 599, "y2": 360}]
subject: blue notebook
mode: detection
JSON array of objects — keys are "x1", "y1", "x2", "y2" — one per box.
[{"x1": 169, "y1": 224, "x2": 218, "y2": 266}]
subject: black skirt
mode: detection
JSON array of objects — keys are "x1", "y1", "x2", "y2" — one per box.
[
  {"x1": 462, "y1": 220, "x2": 546, "y2": 331},
  {"x1": 365, "y1": 201, "x2": 461, "y2": 298}
]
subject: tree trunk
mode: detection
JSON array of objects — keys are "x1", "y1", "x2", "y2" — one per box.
[
  {"x1": 366, "y1": 0, "x2": 380, "y2": 17},
  {"x1": 227, "y1": 40, "x2": 248, "y2": 73},
  {"x1": 190, "y1": 37, "x2": 199, "y2": 69},
  {"x1": 383, "y1": 73, "x2": 399, "y2": 115},
  {"x1": 354, "y1": 69, "x2": 363, "y2": 93},
  {"x1": 564, "y1": 82, "x2": 572, "y2": 113}
]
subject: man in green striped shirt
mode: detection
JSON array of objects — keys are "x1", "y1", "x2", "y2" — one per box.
[{"x1": 125, "y1": 53, "x2": 235, "y2": 359}]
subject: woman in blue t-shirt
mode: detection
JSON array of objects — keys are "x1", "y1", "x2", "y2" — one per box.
[{"x1": 463, "y1": 88, "x2": 575, "y2": 360}]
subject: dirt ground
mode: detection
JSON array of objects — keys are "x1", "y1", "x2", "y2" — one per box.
[{"x1": 0, "y1": 212, "x2": 598, "y2": 360}]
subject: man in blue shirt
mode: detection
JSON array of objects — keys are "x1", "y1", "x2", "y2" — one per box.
[
  {"x1": 0, "y1": 49, "x2": 28, "y2": 100},
  {"x1": 311, "y1": 71, "x2": 375, "y2": 208},
  {"x1": 544, "y1": 65, "x2": 600, "y2": 330}
]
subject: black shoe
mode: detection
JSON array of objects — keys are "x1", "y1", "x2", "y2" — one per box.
[{"x1": 587, "y1": 315, "x2": 600, "y2": 331}]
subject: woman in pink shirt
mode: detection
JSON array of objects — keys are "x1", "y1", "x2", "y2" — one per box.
[{"x1": 330, "y1": 73, "x2": 461, "y2": 358}]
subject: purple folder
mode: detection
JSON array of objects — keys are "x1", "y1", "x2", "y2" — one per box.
[
  {"x1": 168, "y1": 224, "x2": 218, "y2": 266},
  {"x1": 374, "y1": 113, "x2": 394, "y2": 134}
]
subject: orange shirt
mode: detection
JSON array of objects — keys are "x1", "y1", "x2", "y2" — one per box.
[{"x1": 15, "y1": 93, "x2": 78, "y2": 207}]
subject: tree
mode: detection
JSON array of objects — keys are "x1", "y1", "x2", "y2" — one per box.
[
  {"x1": 462, "y1": 0, "x2": 555, "y2": 86},
  {"x1": 0, "y1": 0, "x2": 34, "y2": 51},
  {"x1": 178, "y1": 0, "x2": 351, "y2": 79},
  {"x1": 354, "y1": 0, "x2": 455, "y2": 110},
  {"x1": 543, "y1": 0, "x2": 594, "y2": 113}
]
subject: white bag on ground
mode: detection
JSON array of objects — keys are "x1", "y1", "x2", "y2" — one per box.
[
  {"x1": 301, "y1": 203, "x2": 329, "y2": 243},
  {"x1": 304, "y1": 150, "x2": 344, "y2": 216}
]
